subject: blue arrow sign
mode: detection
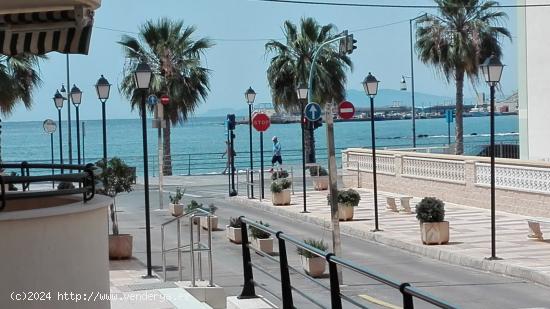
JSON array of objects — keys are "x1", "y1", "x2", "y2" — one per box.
[
  {"x1": 147, "y1": 95, "x2": 159, "y2": 106},
  {"x1": 304, "y1": 102, "x2": 322, "y2": 121}
]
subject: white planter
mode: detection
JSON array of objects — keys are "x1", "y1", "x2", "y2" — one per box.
[
  {"x1": 169, "y1": 203, "x2": 184, "y2": 217},
  {"x1": 338, "y1": 203, "x2": 355, "y2": 221},
  {"x1": 201, "y1": 216, "x2": 218, "y2": 230},
  {"x1": 226, "y1": 226, "x2": 242, "y2": 244},
  {"x1": 301, "y1": 256, "x2": 326, "y2": 278},
  {"x1": 253, "y1": 238, "x2": 274, "y2": 254},
  {"x1": 272, "y1": 189, "x2": 291, "y2": 206},
  {"x1": 420, "y1": 221, "x2": 450, "y2": 245},
  {"x1": 312, "y1": 176, "x2": 329, "y2": 191}
]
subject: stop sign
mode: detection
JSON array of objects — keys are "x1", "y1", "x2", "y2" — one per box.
[
  {"x1": 252, "y1": 113, "x2": 270, "y2": 132},
  {"x1": 338, "y1": 101, "x2": 355, "y2": 120},
  {"x1": 160, "y1": 95, "x2": 170, "y2": 105}
]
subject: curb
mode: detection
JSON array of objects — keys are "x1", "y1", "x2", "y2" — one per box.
[{"x1": 224, "y1": 195, "x2": 550, "y2": 287}]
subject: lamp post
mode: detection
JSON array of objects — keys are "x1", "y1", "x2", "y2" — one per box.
[
  {"x1": 480, "y1": 54, "x2": 504, "y2": 260},
  {"x1": 296, "y1": 83, "x2": 309, "y2": 213},
  {"x1": 70, "y1": 85, "x2": 82, "y2": 165},
  {"x1": 53, "y1": 90, "x2": 64, "y2": 173},
  {"x1": 59, "y1": 83, "x2": 73, "y2": 164},
  {"x1": 95, "y1": 75, "x2": 111, "y2": 162},
  {"x1": 400, "y1": 75, "x2": 417, "y2": 147},
  {"x1": 245, "y1": 87, "x2": 256, "y2": 199},
  {"x1": 135, "y1": 60, "x2": 154, "y2": 277},
  {"x1": 363, "y1": 73, "x2": 381, "y2": 232}
]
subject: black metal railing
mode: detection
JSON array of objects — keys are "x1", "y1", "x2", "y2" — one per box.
[
  {"x1": 238, "y1": 216, "x2": 458, "y2": 309},
  {"x1": 0, "y1": 162, "x2": 96, "y2": 211}
]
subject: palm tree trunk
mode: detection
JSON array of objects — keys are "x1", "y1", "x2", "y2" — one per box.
[
  {"x1": 163, "y1": 122, "x2": 173, "y2": 176},
  {"x1": 304, "y1": 127, "x2": 316, "y2": 163},
  {"x1": 455, "y1": 67, "x2": 465, "y2": 155}
]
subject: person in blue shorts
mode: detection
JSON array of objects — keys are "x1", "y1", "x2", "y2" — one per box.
[{"x1": 271, "y1": 136, "x2": 282, "y2": 169}]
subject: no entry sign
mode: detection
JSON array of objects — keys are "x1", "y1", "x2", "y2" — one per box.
[
  {"x1": 338, "y1": 101, "x2": 355, "y2": 120},
  {"x1": 160, "y1": 95, "x2": 170, "y2": 105},
  {"x1": 252, "y1": 113, "x2": 270, "y2": 132}
]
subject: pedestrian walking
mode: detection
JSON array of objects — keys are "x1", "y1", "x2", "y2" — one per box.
[
  {"x1": 271, "y1": 136, "x2": 282, "y2": 170},
  {"x1": 221, "y1": 141, "x2": 235, "y2": 174}
]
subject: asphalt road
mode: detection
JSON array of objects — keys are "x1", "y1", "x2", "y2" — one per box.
[{"x1": 114, "y1": 178, "x2": 550, "y2": 309}]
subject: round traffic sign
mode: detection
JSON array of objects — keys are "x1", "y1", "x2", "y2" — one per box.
[
  {"x1": 304, "y1": 102, "x2": 322, "y2": 121},
  {"x1": 160, "y1": 95, "x2": 170, "y2": 105},
  {"x1": 338, "y1": 101, "x2": 355, "y2": 120},
  {"x1": 252, "y1": 113, "x2": 270, "y2": 132},
  {"x1": 147, "y1": 95, "x2": 159, "y2": 106},
  {"x1": 43, "y1": 119, "x2": 57, "y2": 134}
]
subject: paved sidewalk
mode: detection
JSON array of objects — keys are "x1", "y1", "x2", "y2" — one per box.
[{"x1": 229, "y1": 186, "x2": 550, "y2": 286}]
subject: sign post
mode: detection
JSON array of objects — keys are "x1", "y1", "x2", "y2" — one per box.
[
  {"x1": 445, "y1": 110, "x2": 454, "y2": 146},
  {"x1": 155, "y1": 102, "x2": 166, "y2": 210},
  {"x1": 338, "y1": 101, "x2": 355, "y2": 120},
  {"x1": 43, "y1": 119, "x2": 57, "y2": 188},
  {"x1": 252, "y1": 113, "x2": 271, "y2": 199}
]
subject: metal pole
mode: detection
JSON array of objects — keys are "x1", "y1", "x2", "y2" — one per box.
[
  {"x1": 66, "y1": 55, "x2": 73, "y2": 164},
  {"x1": 301, "y1": 99, "x2": 308, "y2": 213},
  {"x1": 448, "y1": 116, "x2": 451, "y2": 145},
  {"x1": 409, "y1": 19, "x2": 417, "y2": 148},
  {"x1": 248, "y1": 104, "x2": 254, "y2": 198},
  {"x1": 370, "y1": 97, "x2": 380, "y2": 231},
  {"x1": 102, "y1": 100, "x2": 107, "y2": 161},
  {"x1": 141, "y1": 94, "x2": 153, "y2": 277},
  {"x1": 260, "y1": 132, "x2": 265, "y2": 199},
  {"x1": 227, "y1": 130, "x2": 231, "y2": 196},
  {"x1": 230, "y1": 131, "x2": 237, "y2": 196},
  {"x1": 75, "y1": 106, "x2": 81, "y2": 165},
  {"x1": 50, "y1": 133, "x2": 54, "y2": 189},
  {"x1": 58, "y1": 108, "x2": 64, "y2": 174},
  {"x1": 82, "y1": 122, "x2": 85, "y2": 163},
  {"x1": 489, "y1": 84, "x2": 497, "y2": 260},
  {"x1": 158, "y1": 121, "x2": 164, "y2": 210}
]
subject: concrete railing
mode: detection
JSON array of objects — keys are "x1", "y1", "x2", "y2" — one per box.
[{"x1": 342, "y1": 148, "x2": 550, "y2": 217}]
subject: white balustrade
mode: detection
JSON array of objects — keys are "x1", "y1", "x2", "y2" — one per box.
[
  {"x1": 402, "y1": 156, "x2": 466, "y2": 183},
  {"x1": 346, "y1": 152, "x2": 396, "y2": 175},
  {"x1": 475, "y1": 163, "x2": 550, "y2": 194}
]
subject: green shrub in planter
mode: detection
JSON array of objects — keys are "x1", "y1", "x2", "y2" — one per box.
[
  {"x1": 337, "y1": 189, "x2": 361, "y2": 207},
  {"x1": 297, "y1": 239, "x2": 328, "y2": 258},
  {"x1": 187, "y1": 200, "x2": 203, "y2": 212},
  {"x1": 271, "y1": 170, "x2": 289, "y2": 180},
  {"x1": 415, "y1": 197, "x2": 445, "y2": 222},
  {"x1": 57, "y1": 181, "x2": 75, "y2": 190},
  {"x1": 229, "y1": 217, "x2": 242, "y2": 228},
  {"x1": 308, "y1": 166, "x2": 328, "y2": 177},
  {"x1": 249, "y1": 221, "x2": 271, "y2": 239},
  {"x1": 271, "y1": 178, "x2": 291, "y2": 193}
]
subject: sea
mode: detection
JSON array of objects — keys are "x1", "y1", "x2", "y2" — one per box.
[{"x1": 1, "y1": 115, "x2": 519, "y2": 175}]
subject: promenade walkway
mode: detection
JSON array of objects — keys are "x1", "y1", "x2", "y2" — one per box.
[{"x1": 229, "y1": 183, "x2": 550, "y2": 286}]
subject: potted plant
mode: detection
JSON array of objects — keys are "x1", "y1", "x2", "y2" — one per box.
[
  {"x1": 271, "y1": 178, "x2": 292, "y2": 206},
  {"x1": 416, "y1": 197, "x2": 449, "y2": 245},
  {"x1": 309, "y1": 166, "x2": 329, "y2": 191},
  {"x1": 96, "y1": 157, "x2": 136, "y2": 260},
  {"x1": 200, "y1": 203, "x2": 218, "y2": 230},
  {"x1": 249, "y1": 221, "x2": 273, "y2": 254},
  {"x1": 169, "y1": 187, "x2": 185, "y2": 217},
  {"x1": 337, "y1": 189, "x2": 361, "y2": 221},
  {"x1": 187, "y1": 200, "x2": 203, "y2": 224},
  {"x1": 271, "y1": 169, "x2": 289, "y2": 180},
  {"x1": 297, "y1": 239, "x2": 328, "y2": 278},
  {"x1": 226, "y1": 217, "x2": 242, "y2": 244}
]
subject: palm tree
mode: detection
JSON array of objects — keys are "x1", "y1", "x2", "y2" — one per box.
[
  {"x1": 0, "y1": 54, "x2": 42, "y2": 115},
  {"x1": 119, "y1": 18, "x2": 213, "y2": 175},
  {"x1": 266, "y1": 17, "x2": 352, "y2": 163},
  {"x1": 415, "y1": 0, "x2": 511, "y2": 154}
]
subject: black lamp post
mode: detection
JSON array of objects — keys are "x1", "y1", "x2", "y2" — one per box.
[
  {"x1": 53, "y1": 90, "x2": 64, "y2": 173},
  {"x1": 60, "y1": 84, "x2": 73, "y2": 164},
  {"x1": 70, "y1": 85, "x2": 82, "y2": 165},
  {"x1": 296, "y1": 83, "x2": 309, "y2": 213},
  {"x1": 245, "y1": 87, "x2": 256, "y2": 199},
  {"x1": 135, "y1": 60, "x2": 154, "y2": 277},
  {"x1": 95, "y1": 75, "x2": 111, "y2": 162},
  {"x1": 480, "y1": 54, "x2": 504, "y2": 260},
  {"x1": 363, "y1": 73, "x2": 381, "y2": 232},
  {"x1": 400, "y1": 75, "x2": 417, "y2": 147}
]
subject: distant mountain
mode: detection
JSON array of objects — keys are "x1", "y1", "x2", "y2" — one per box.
[
  {"x1": 344, "y1": 89, "x2": 476, "y2": 108},
  {"x1": 197, "y1": 106, "x2": 249, "y2": 117}
]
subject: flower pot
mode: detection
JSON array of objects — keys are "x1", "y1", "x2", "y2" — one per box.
[
  {"x1": 201, "y1": 216, "x2": 218, "y2": 230},
  {"x1": 108, "y1": 234, "x2": 133, "y2": 260},
  {"x1": 253, "y1": 238, "x2": 274, "y2": 254},
  {"x1": 226, "y1": 226, "x2": 242, "y2": 244},
  {"x1": 169, "y1": 203, "x2": 184, "y2": 217},
  {"x1": 272, "y1": 189, "x2": 291, "y2": 206},
  {"x1": 301, "y1": 256, "x2": 326, "y2": 278},
  {"x1": 420, "y1": 221, "x2": 450, "y2": 245},
  {"x1": 338, "y1": 203, "x2": 355, "y2": 221},
  {"x1": 312, "y1": 176, "x2": 329, "y2": 191}
]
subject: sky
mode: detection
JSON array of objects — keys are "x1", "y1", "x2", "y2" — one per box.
[{"x1": 5, "y1": 0, "x2": 520, "y2": 122}]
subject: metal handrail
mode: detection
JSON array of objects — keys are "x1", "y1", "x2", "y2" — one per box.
[
  {"x1": 161, "y1": 207, "x2": 214, "y2": 286},
  {"x1": 238, "y1": 216, "x2": 458, "y2": 309}
]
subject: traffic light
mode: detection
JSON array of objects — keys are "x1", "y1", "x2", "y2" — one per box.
[
  {"x1": 305, "y1": 119, "x2": 323, "y2": 130},
  {"x1": 226, "y1": 114, "x2": 236, "y2": 130},
  {"x1": 346, "y1": 33, "x2": 357, "y2": 54}
]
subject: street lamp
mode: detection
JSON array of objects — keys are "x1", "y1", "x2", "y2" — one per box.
[
  {"x1": 245, "y1": 87, "x2": 256, "y2": 199},
  {"x1": 70, "y1": 84, "x2": 82, "y2": 165},
  {"x1": 296, "y1": 82, "x2": 309, "y2": 213},
  {"x1": 60, "y1": 84, "x2": 73, "y2": 164},
  {"x1": 134, "y1": 60, "x2": 154, "y2": 278},
  {"x1": 363, "y1": 72, "x2": 381, "y2": 232},
  {"x1": 53, "y1": 90, "x2": 65, "y2": 173},
  {"x1": 95, "y1": 75, "x2": 111, "y2": 162},
  {"x1": 400, "y1": 75, "x2": 417, "y2": 146},
  {"x1": 480, "y1": 54, "x2": 504, "y2": 260}
]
